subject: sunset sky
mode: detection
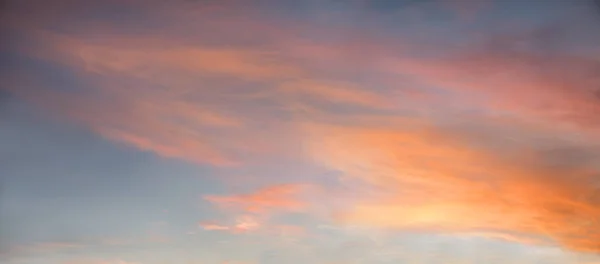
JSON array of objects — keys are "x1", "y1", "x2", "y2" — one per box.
[{"x1": 1, "y1": 0, "x2": 600, "y2": 263}]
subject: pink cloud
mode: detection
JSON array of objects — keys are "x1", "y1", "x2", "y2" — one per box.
[
  {"x1": 381, "y1": 31, "x2": 600, "y2": 138},
  {"x1": 202, "y1": 185, "x2": 314, "y2": 236},
  {"x1": 3, "y1": 0, "x2": 600, "y2": 256},
  {"x1": 204, "y1": 184, "x2": 310, "y2": 214}
]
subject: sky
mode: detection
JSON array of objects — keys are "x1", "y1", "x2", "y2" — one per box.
[{"x1": 1, "y1": 0, "x2": 600, "y2": 263}]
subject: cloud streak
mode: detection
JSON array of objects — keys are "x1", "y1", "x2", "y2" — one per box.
[
  {"x1": 302, "y1": 119, "x2": 600, "y2": 253},
  {"x1": 202, "y1": 184, "x2": 313, "y2": 235},
  {"x1": 2, "y1": 0, "x2": 600, "y2": 259},
  {"x1": 204, "y1": 184, "x2": 310, "y2": 214},
  {"x1": 382, "y1": 26, "x2": 600, "y2": 136},
  {"x1": 200, "y1": 216, "x2": 261, "y2": 234}
]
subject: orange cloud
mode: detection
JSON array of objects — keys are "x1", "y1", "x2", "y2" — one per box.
[
  {"x1": 302, "y1": 121, "x2": 600, "y2": 253},
  {"x1": 204, "y1": 184, "x2": 309, "y2": 214},
  {"x1": 5, "y1": 31, "x2": 301, "y2": 166},
  {"x1": 200, "y1": 215, "x2": 261, "y2": 234},
  {"x1": 200, "y1": 218, "x2": 306, "y2": 238},
  {"x1": 200, "y1": 223, "x2": 231, "y2": 231},
  {"x1": 4, "y1": 1, "x2": 600, "y2": 257},
  {"x1": 202, "y1": 185, "x2": 313, "y2": 236},
  {"x1": 5, "y1": 27, "x2": 409, "y2": 167}
]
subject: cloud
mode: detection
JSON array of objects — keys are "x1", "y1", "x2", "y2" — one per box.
[
  {"x1": 382, "y1": 27, "x2": 600, "y2": 137},
  {"x1": 3, "y1": 0, "x2": 600, "y2": 258},
  {"x1": 452, "y1": 231, "x2": 549, "y2": 246},
  {"x1": 200, "y1": 215, "x2": 262, "y2": 234},
  {"x1": 75, "y1": 44, "x2": 304, "y2": 82},
  {"x1": 278, "y1": 79, "x2": 395, "y2": 109},
  {"x1": 0, "y1": 1, "x2": 310, "y2": 167},
  {"x1": 202, "y1": 184, "x2": 313, "y2": 236},
  {"x1": 201, "y1": 223, "x2": 231, "y2": 231},
  {"x1": 200, "y1": 218, "x2": 306, "y2": 238},
  {"x1": 3, "y1": 32, "x2": 294, "y2": 166},
  {"x1": 204, "y1": 184, "x2": 310, "y2": 214},
  {"x1": 2, "y1": 24, "x2": 404, "y2": 167},
  {"x1": 301, "y1": 120, "x2": 600, "y2": 253}
]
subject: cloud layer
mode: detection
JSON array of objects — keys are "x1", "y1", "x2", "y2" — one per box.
[
  {"x1": 303, "y1": 120, "x2": 600, "y2": 252},
  {"x1": 2, "y1": 0, "x2": 600, "y2": 260}
]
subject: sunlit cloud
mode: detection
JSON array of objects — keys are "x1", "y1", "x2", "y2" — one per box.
[
  {"x1": 382, "y1": 28, "x2": 600, "y2": 136},
  {"x1": 279, "y1": 79, "x2": 395, "y2": 109},
  {"x1": 204, "y1": 184, "x2": 310, "y2": 214},
  {"x1": 2, "y1": 0, "x2": 600, "y2": 262},
  {"x1": 200, "y1": 215, "x2": 261, "y2": 234},
  {"x1": 201, "y1": 223, "x2": 231, "y2": 231},
  {"x1": 202, "y1": 184, "x2": 313, "y2": 236},
  {"x1": 302, "y1": 120, "x2": 600, "y2": 253}
]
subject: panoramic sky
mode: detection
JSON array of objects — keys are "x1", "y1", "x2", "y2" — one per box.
[{"x1": 1, "y1": 0, "x2": 600, "y2": 263}]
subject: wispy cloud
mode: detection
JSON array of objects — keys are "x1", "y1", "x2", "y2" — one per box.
[
  {"x1": 2, "y1": 0, "x2": 600, "y2": 260},
  {"x1": 302, "y1": 119, "x2": 600, "y2": 253},
  {"x1": 279, "y1": 79, "x2": 394, "y2": 109},
  {"x1": 382, "y1": 27, "x2": 600, "y2": 136},
  {"x1": 204, "y1": 184, "x2": 310, "y2": 214},
  {"x1": 202, "y1": 184, "x2": 312, "y2": 235},
  {"x1": 200, "y1": 223, "x2": 231, "y2": 231},
  {"x1": 200, "y1": 215, "x2": 261, "y2": 234}
]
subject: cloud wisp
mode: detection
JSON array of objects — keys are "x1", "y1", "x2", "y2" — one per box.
[
  {"x1": 302, "y1": 119, "x2": 600, "y2": 253},
  {"x1": 2, "y1": 0, "x2": 600, "y2": 258},
  {"x1": 201, "y1": 184, "x2": 313, "y2": 235}
]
